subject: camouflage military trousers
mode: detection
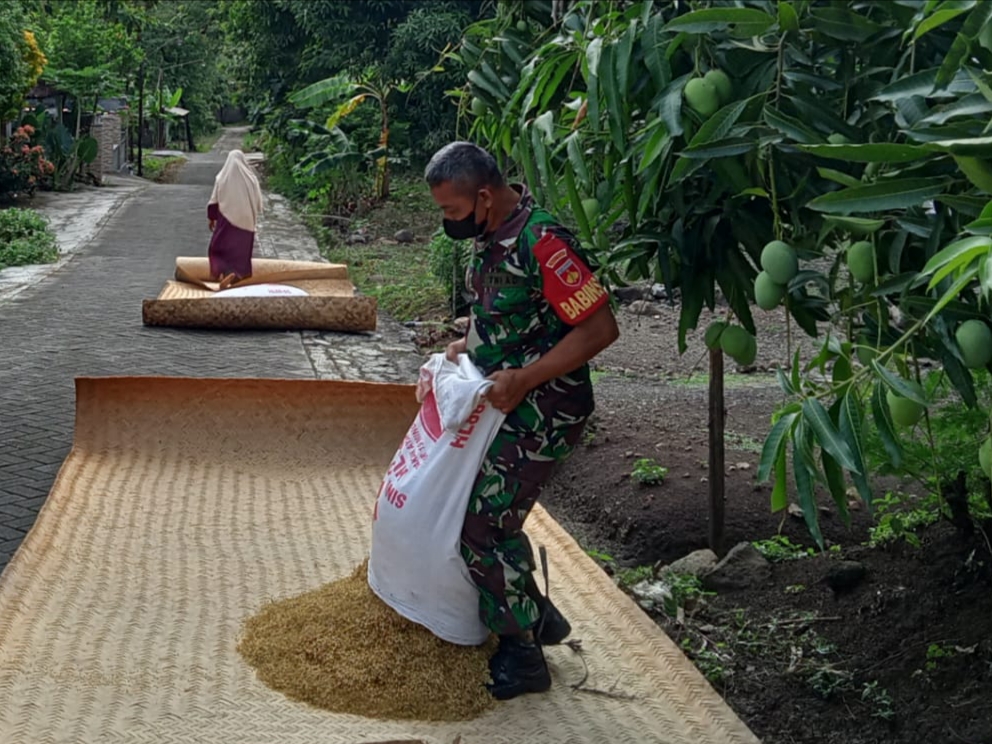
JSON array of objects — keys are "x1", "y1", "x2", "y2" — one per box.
[{"x1": 460, "y1": 392, "x2": 588, "y2": 636}]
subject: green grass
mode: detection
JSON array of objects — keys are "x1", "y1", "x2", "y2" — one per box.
[
  {"x1": 322, "y1": 240, "x2": 449, "y2": 320},
  {"x1": 196, "y1": 128, "x2": 224, "y2": 153},
  {"x1": 669, "y1": 372, "x2": 771, "y2": 388},
  {"x1": 141, "y1": 155, "x2": 186, "y2": 183},
  {"x1": 725, "y1": 430, "x2": 764, "y2": 454},
  {"x1": 315, "y1": 174, "x2": 452, "y2": 321}
]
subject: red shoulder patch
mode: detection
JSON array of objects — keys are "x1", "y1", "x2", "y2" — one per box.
[{"x1": 533, "y1": 232, "x2": 608, "y2": 325}]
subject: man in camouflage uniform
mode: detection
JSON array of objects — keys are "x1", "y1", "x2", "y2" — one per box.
[{"x1": 425, "y1": 142, "x2": 620, "y2": 700}]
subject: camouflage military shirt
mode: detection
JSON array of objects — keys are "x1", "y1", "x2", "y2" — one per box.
[{"x1": 465, "y1": 185, "x2": 608, "y2": 418}]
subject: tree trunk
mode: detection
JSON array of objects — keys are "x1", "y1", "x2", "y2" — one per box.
[
  {"x1": 708, "y1": 348, "x2": 726, "y2": 557},
  {"x1": 157, "y1": 70, "x2": 164, "y2": 149},
  {"x1": 379, "y1": 97, "x2": 390, "y2": 199},
  {"x1": 137, "y1": 62, "x2": 145, "y2": 177}
]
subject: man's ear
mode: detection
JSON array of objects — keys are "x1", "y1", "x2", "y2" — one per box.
[{"x1": 478, "y1": 187, "x2": 494, "y2": 209}]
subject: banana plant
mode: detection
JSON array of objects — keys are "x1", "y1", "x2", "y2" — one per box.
[{"x1": 290, "y1": 67, "x2": 415, "y2": 199}]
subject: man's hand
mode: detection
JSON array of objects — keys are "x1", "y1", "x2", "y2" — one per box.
[
  {"x1": 446, "y1": 336, "x2": 468, "y2": 363},
  {"x1": 485, "y1": 369, "x2": 531, "y2": 414},
  {"x1": 208, "y1": 219, "x2": 217, "y2": 232}
]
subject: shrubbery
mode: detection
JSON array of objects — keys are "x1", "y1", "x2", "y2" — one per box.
[
  {"x1": 427, "y1": 229, "x2": 471, "y2": 315},
  {"x1": 0, "y1": 207, "x2": 58, "y2": 270}
]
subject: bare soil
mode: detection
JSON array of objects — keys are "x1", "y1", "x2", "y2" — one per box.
[{"x1": 540, "y1": 307, "x2": 992, "y2": 744}]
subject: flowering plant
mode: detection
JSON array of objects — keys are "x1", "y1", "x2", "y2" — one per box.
[{"x1": 0, "y1": 124, "x2": 54, "y2": 200}]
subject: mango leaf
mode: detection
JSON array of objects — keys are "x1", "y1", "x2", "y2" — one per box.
[
  {"x1": 778, "y1": 1, "x2": 800, "y2": 32},
  {"x1": 600, "y1": 44, "x2": 626, "y2": 151},
  {"x1": 536, "y1": 53, "x2": 581, "y2": 113},
  {"x1": 808, "y1": 8, "x2": 885, "y2": 42},
  {"x1": 479, "y1": 60, "x2": 512, "y2": 98},
  {"x1": 642, "y1": 14, "x2": 671, "y2": 89},
  {"x1": 933, "y1": 315, "x2": 979, "y2": 407},
  {"x1": 871, "y1": 361, "x2": 929, "y2": 404},
  {"x1": 923, "y1": 268, "x2": 980, "y2": 322},
  {"x1": 517, "y1": 123, "x2": 543, "y2": 203},
  {"x1": 800, "y1": 143, "x2": 929, "y2": 163},
  {"x1": 637, "y1": 122, "x2": 670, "y2": 174},
  {"x1": 981, "y1": 253, "x2": 992, "y2": 299},
  {"x1": 818, "y1": 168, "x2": 862, "y2": 189},
  {"x1": 758, "y1": 411, "x2": 799, "y2": 482},
  {"x1": 670, "y1": 97, "x2": 752, "y2": 183},
  {"x1": 664, "y1": 8, "x2": 775, "y2": 34},
  {"x1": 763, "y1": 106, "x2": 825, "y2": 144},
  {"x1": 680, "y1": 137, "x2": 755, "y2": 159},
  {"x1": 841, "y1": 391, "x2": 876, "y2": 513},
  {"x1": 960, "y1": 0, "x2": 992, "y2": 36},
  {"x1": 792, "y1": 430, "x2": 825, "y2": 549},
  {"x1": 873, "y1": 68, "x2": 974, "y2": 102},
  {"x1": 913, "y1": 1, "x2": 976, "y2": 41},
  {"x1": 771, "y1": 447, "x2": 789, "y2": 513},
  {"x1": 872, "y1": 272, "x2": 920, "y2": 297},
  {"x1": 921, "y1": 235, "x2": 991, "y2": 287},
  {"x1": 585, "y1": 37, "x2": 602, "y2": 133},
  {"x1": 468, "y1": 68, "x2": 507, "y2": 103},
  {"x1": 531, "y1": 123, "x2": 558, "y2": 206},
  {"x1": 821, "y1": 449, "x2": 851, "y2": 527},
  {"x1": 870, "y1": 380, "x2": 903, "y2": 468},
  {"x1": 936, "y1": 33, "x2": 972, "y2": 90},
  {"x1": 807, "y1": 178, "x2": 945, "y2": 214},
  {"x1": 936, "y1": 194, "x2": 989, "y2": 216},
  {"x1": 616, "y1": 20, "x2": 636, "y2": 95},
  {"x1": 566, "y1": 133, "x2": 591, "y2": 191},
  {"x1": 954, "y1": 155, "x2": 992, "y2": 192},
  {"x1": 825, "y1": 215, "x2": 886, "y2": 233},
  {"x1": 776, "y1": 366, "x2": 798, "y2": 396},
  {"x1": 919, "y1": 94, "x2": 992, "y2": 126},
  {"x1": 656, "y1": 74, "x2": 691, "y2": 137},
  {"x1": 802, "y1": 398, "x2": 860, "y2": 473},
  {"x1": 564, "y1": 162, "x2": 593, "y2": 245}
]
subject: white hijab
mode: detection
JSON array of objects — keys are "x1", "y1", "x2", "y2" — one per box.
[{"x1": 209, "y1": 149, "x2": 263, "y2": 232}]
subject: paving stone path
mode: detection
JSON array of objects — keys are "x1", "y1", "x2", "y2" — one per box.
[{"x1": 0, "y1": 127, "x2": 423, "y2": 573}]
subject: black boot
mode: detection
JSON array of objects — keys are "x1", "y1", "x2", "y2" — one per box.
[
  {"x1": 487, "y1": 633, "x2": 552, "y2": 700},
  {"x1": 535, "y1": 595, "x2": 572, "y2": 646}
]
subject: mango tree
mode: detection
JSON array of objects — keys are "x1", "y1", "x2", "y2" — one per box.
[{"x1": 456, "y1": 0, "x2": 992, "y2": 552}]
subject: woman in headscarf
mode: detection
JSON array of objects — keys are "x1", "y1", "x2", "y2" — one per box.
[{"x1": 207, "y1": 149, "x2": 263, "y2": 285}]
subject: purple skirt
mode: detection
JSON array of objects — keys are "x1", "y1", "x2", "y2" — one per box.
[{"x1": 207, "y1": 203, "x2": 255, "y2": 279}]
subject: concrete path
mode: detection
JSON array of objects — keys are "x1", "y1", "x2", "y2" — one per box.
[{"x1": 0, "y1": 127, "x2": 423, "y2": 573}]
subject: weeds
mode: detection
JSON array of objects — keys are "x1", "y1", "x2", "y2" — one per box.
[
  {"x1": 861, "y1": 681, "x2": 896, "y2": 720},
  {"x1": 0, "y1": 208, "x2": 58, "y2": 270},
  {"x1": 752, "y1": 535, "x2": 814, "y2": 562},
  {"x1": 631, "y1": 458, "x2": 669, "y2": 485},
  {"x1": 682, "y1": 638, "x2": 731, "y2": 687},
  {"x1": 724, "y1": 430, "x2": 764, "y2": 455},
  {"x1": 141, "y1": 155, "x2": 185, "y2": 183},
  {"x1": 924, "y1": 643, "x2": 955, "y2": 672},
  {"x1": 616, "y1": 565, "x2": 653, "y2": 590},
  {"x1": 867, "y1": 492, "x2": 940, "y2": 548}
]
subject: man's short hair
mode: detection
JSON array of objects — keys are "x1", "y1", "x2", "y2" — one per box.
[{"x1": 424, "y1": 141, "x2": 504, "y2": 193}]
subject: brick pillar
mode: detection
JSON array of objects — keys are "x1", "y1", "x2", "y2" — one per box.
[{"x1": 86, "y1": 113, "x2": 122, "y2": 185}]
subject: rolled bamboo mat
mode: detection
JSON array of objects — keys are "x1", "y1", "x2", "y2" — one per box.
[
  {"x1": 175, "y1": 256, "x2": 350, "y2": 289},
  {"x1": 0, "y1": 377, "x2": 759, "y2": 744}
]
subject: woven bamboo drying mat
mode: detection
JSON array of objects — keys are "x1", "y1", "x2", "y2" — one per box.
[
  {"x1": 0, "y1": 377, "x2": 760, "y2": 744},
  {"x1": 142, "y1": 257, "x2": 377, "y2": 332}
]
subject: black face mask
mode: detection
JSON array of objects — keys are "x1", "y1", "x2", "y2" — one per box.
[{"x1": 442, "y1": 195, "x2": 488, "y2": 241}]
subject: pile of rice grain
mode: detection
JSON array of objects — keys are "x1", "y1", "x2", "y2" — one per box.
[{"x1": 237, "y1": 561, "x2": 497, "y2": 721}]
